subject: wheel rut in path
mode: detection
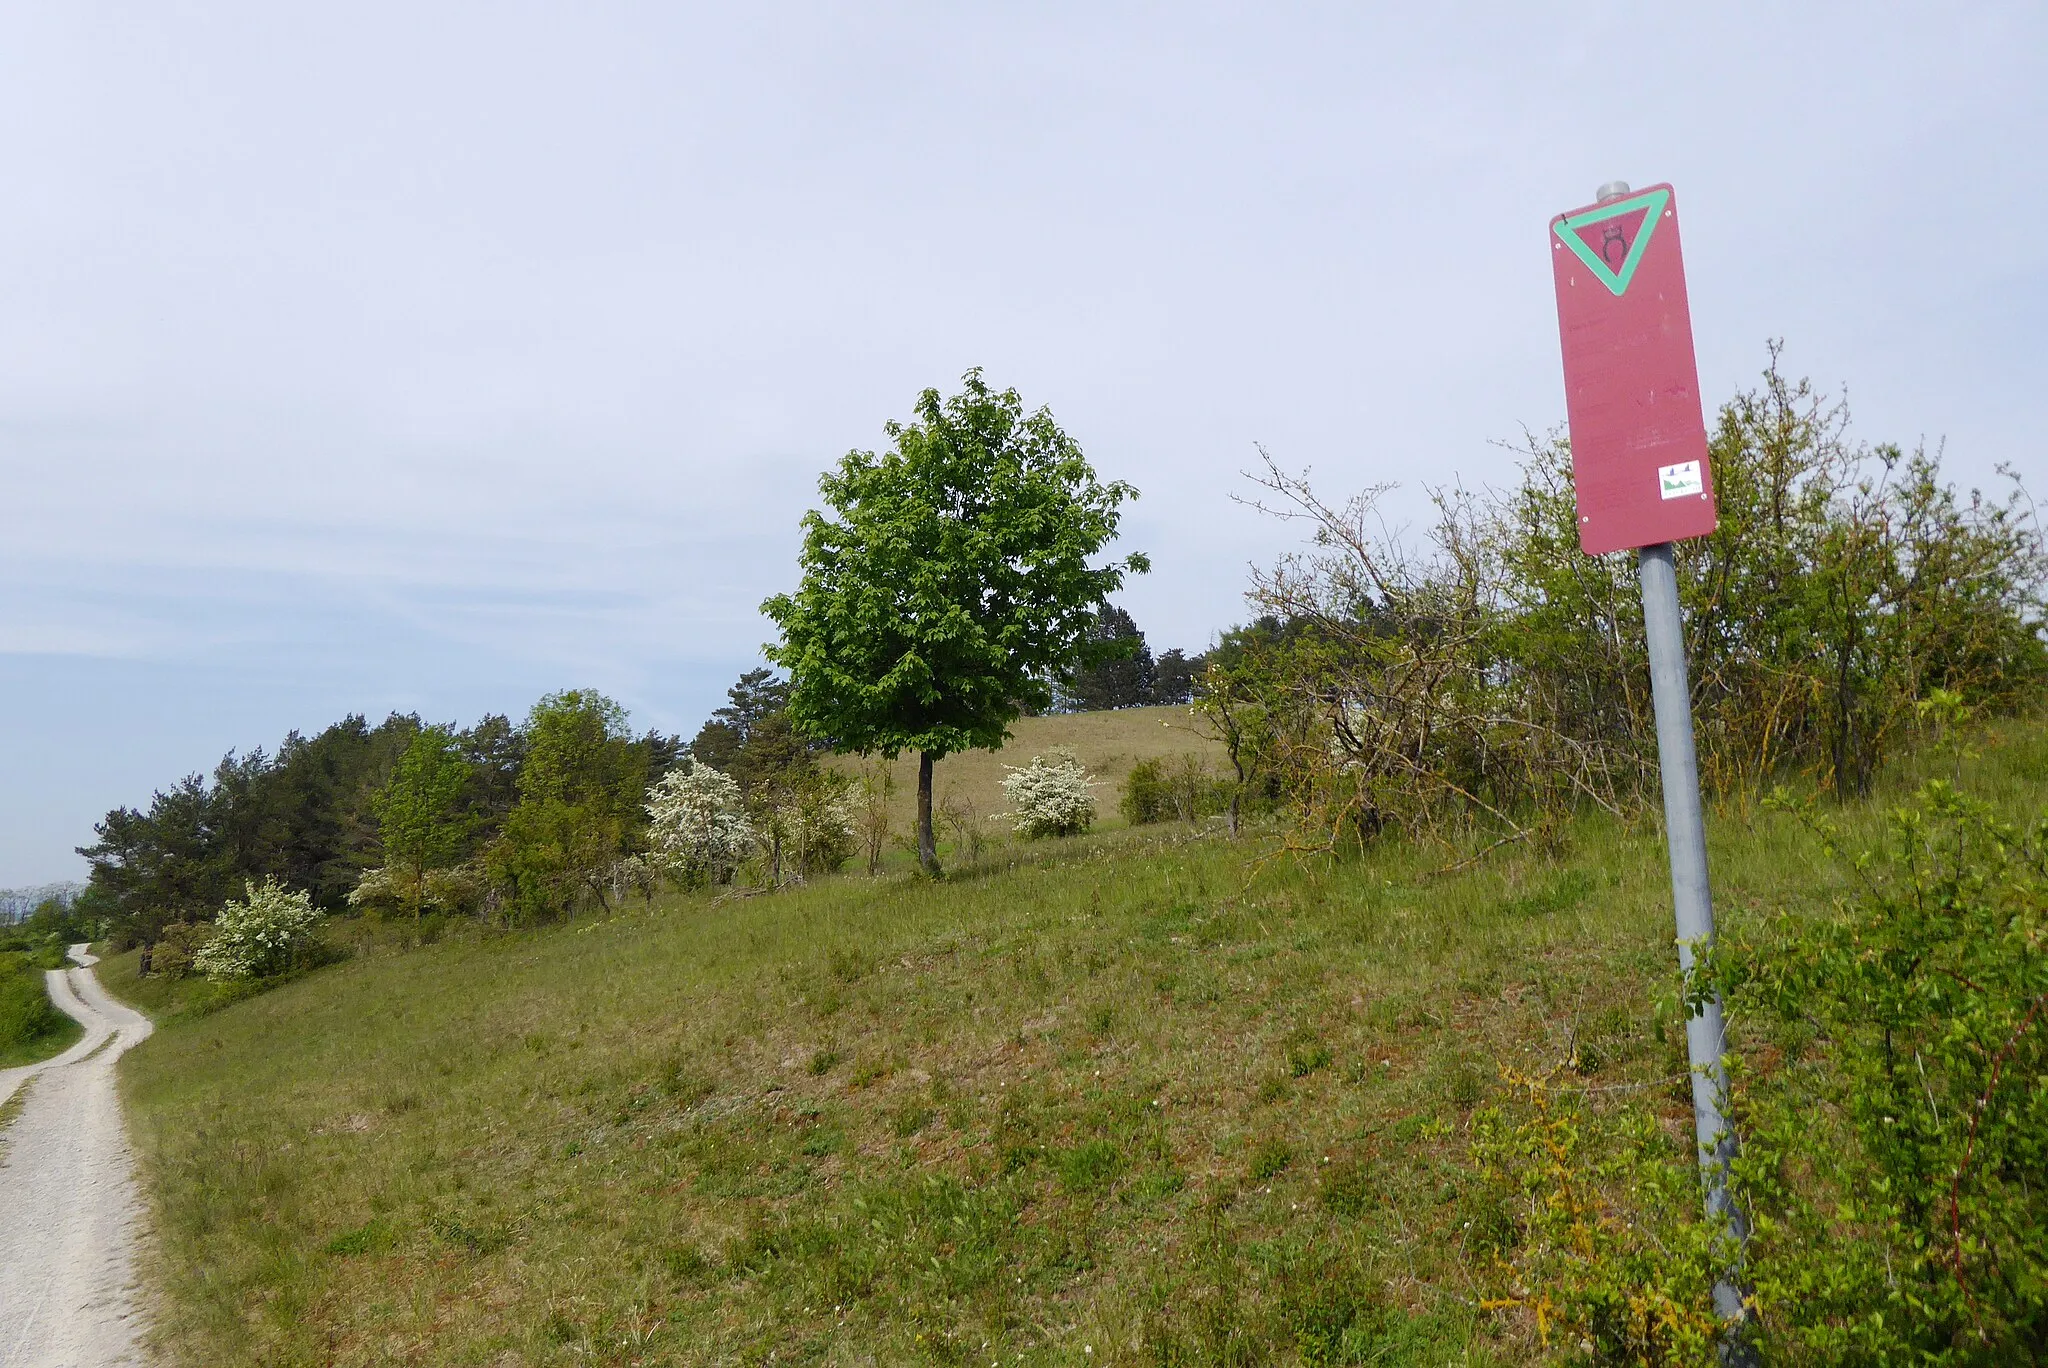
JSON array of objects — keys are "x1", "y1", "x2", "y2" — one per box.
[{"x1": 0, "y1": 944, "x2": 154, "y2": 1367}]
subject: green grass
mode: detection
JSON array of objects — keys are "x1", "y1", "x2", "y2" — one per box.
[
  {"x1": 113, "y1": 718, "x2": 2048, "y2": 1366},
  {"x1": 0, "y1": 945, "x2": 84, "y2": 1068}
]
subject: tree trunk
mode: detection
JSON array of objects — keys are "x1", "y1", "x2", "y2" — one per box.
[
  {"x1": 917, "y1": 750, "x2": 940, "y2": 877},
  {"x1": 138, "y1": 939, "x2": 154, "y2": 977}
]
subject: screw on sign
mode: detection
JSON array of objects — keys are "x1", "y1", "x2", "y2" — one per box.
[
  {"x1": 1549, "y1": 182, "x2": 1756, "y2": 1360},
  {"x1": 1549, "y1": 182, "x2": 1716, "y2": 556}
]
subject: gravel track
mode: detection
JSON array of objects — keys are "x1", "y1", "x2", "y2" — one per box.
[{"x1": 0, "y1": 945, "x2": 154, "y2": 1366}]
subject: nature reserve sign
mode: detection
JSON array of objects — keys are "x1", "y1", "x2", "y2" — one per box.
[{"x1": 1549, "y1": 183, "x2": 1716, "y2": 554}]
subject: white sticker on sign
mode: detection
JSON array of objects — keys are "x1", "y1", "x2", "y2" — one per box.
[{"x1": 1659, "y1": 460, "x2": 1704, "y2": 500}]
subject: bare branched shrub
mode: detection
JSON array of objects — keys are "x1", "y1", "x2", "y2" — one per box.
[{"x1": 1216, "y1": 348, "x2": 2046, "y2": 856}]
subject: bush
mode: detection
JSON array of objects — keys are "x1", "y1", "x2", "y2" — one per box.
[
  {"x1": 645, "y1": 762, "x2": 754, "y2": 887},
  {"x1": 1712, "y1": 783, "x2": 2048, "y2": 1360},
  {"x1": 192, "y1": 878, "x2": 325, "y2": 981},
  {"x1": 1468, "y1": 781, "x2": 2048, "y2": 1363},
  {"x1": 150, "y1": 920, "x2": 214, "y2": 980},
  {"x1": 347, "y1": 864, "x2": 485, "y2": 920},
  {"x1": 1000, "y1": 748, "x2": 1097, "y2": 839},
  {"x1": 0, "y1": 949, "x2": 70, "y2": 1058},
  {"x1": 750, "y1": 767, "x2": 856, "y2": 884},
  {"x1": 1216, "y1": 351, "x2": 2046, "y2": 855},
  {"x1": 1122, "y1": 753, "x2": 1226, "y2": 825},
  {"x1": 1469, "y1": 1072, "x2": 1731, "y2": 1363},
  {"x1": 1122, "y1": 758, "x2": 1172, "y2": 825}
]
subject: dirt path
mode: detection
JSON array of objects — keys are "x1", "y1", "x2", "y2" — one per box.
[{"x1": 0, "y1": 945, "x2": 154, "y2": 1366}]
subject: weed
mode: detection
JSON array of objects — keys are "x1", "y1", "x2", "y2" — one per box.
[
  {"x1": 1247, "y1": 1136, "x2": 1293, "y2": 1182},
  {"x1": 1288, "y1": 1040, "x2": 1334, "y2": 1078},
  {"x1": 1318, "y1": 1157, "x2": 1374, "y2": 1218},
  {"x1": 1503, "y1": 868, "x2": 1595, "y2": 919},
  {"x1": 826, "y1": 944, "x2": 872, "y2": 984},
  {"x1": 888, "y1": 1104, "x2": 933, "y2": 1138},
  {"x1": 427, "y1": 1212, "x2": 512, "y2": 1256},
  {"x1": 1055, "y1": 1140, "x2": 1124, "y2": 1193},
  {"x1": 322, "y1": 1219, "x2": 392, "y2": 1257}
]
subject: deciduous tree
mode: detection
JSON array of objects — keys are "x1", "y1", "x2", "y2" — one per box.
[
  {"x1": 375, "y1": 724, "x2": 475, "y2": 920},
  {"x1": 763, "y1": 371, "x2": 1146, "y2": 874}
]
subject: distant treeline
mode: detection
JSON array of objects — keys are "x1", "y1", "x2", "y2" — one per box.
[
  {"x1": 0, "y1": 882, "x2": 82, "y2": 925},
  {"x1": 77, "y1": 697, "x2": 663, "y2": 960},
  {"x1": 1055, "y1": 604, "x2": 1205, "y2": 712},
  {"x1": 74, "y1": 600, "x2": 1207, "y2": 961}
]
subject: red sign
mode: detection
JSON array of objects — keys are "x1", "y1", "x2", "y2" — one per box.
[{"x1": 1549, "y1": 183, "x2": 1716, "y2": 555}]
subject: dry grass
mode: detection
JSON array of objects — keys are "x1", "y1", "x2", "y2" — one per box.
[{"x1": 828, "y1": 704, "x2": 1225, "y2": 837}]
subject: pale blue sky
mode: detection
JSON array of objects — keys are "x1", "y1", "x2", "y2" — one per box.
[{"x1": 1, "y1": 3, "x2": 2041, "y2": 883}]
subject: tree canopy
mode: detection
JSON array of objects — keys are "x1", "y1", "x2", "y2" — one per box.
[{"x1": 762, "y1": 370, "x2": 1146, "y2": 872}]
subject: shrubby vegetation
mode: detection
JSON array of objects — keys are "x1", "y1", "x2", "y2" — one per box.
[
  {"x1": 0, "y1": 897, "x2": 90, "y2": 1064},
  {"x1": 1467, "y1": 776, "x2": 2048, "y2": 1363},
  {"x1": 999, "y1": 748, "x2": 1099, "y2": 839},
  {"x1": 1120, "y1": 752, "x2": 1229, "y2": 826},
  {"x1": 1201, "y1": 350, "x2": 2046, "y2": 855},
  {"x1": 1716, "y1": 779, "x2": 2048, "y2": 1359},
  {"x1": 191, "y1": 879, "x2": 325, "y2": 982},
  {"x1": 644, "y1": 763, "x2": 752, "y2": 888}
]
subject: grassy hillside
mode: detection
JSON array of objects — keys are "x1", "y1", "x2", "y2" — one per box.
[
  {"x1": 828, "y1": 704, "x2": 1224, "y2": 838},
  {"x1": 113, "y1": 719, "x2": 2048, "y2": 1367}
]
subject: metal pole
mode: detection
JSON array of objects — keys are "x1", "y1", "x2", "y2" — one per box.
[{"x1": 1638, "y1": 541, "x2": 1750, "y2": 1331}]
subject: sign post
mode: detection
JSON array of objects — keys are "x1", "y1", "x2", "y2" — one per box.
[{"x1": 1549, "y1": 181, "x2": 1750, "y2": 1336}]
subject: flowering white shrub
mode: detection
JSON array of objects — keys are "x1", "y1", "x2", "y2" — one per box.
[
  {"x1": 1000, "y1": 748, "x2": 1098, "y2": 839},
  {"x1": 346, "y1": 864, "x2": 402, "y2": 915},
  {"x1": 646, "y1": 762, "x2": 755, "y2": 885},
  {"x1": 192, "y1": 877, "x2": 325, "y2": 981}
]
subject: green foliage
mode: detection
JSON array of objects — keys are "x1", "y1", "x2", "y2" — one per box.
[
  {"x1": 1469, "y1": 1073, "x2": 1731, "y2": 1364},
  {"x1": 1221, "y1": 350, "x2": 2045, "y2": 856},
  {"x1": 1711, "y1": 783, "x2": 2048, "y2": 1361},
  {"x1": 763, "y1": 369, "x2": 1146, "y2": 871},
  {"x1": 688, "y1": 668, "x2": 789, "y2": 775},
  {"x1": 76, "y1": 711, "x2": 492, "y2": 957},
  {"x1": 374, "y1": 724, "x2": 475, "y2": 918},
  {"x1": 149, "y1": 920, "x2": 214, "y2": 980},
  {"x1": 1463, "y1": 775, "x2": 2048, "y2": 1365},
  {"x1": 1495, "y1": 352, "x2": 2047, "y2": 802},
  {"x1": 1061, "y1": 601, "x2": 1155, "y2": 711},
  {"x1": 1123, "y1": 753, "x2": 1229, "y2": 826},
  {"x1": 192, "y1": 877, "x2": 326, "y2": 981},
  {"x1": 748, "y1": 763, "x2": 857, "y2": 884},
  {"x1": 486, "y1": 690, "x2": 651, "y2": 922},
  {"x1": 0, "y1": 947, "x2": 76, "y2": 1066}
]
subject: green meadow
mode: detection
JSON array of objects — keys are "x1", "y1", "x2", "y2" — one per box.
[{"x1": 109, "y1": 717, "x2": 2048, "y2": 1367}]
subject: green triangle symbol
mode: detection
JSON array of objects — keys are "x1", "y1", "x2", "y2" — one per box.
[{"x1": 1553, "y1": 187, "x2": 1670, "y2": 296}]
